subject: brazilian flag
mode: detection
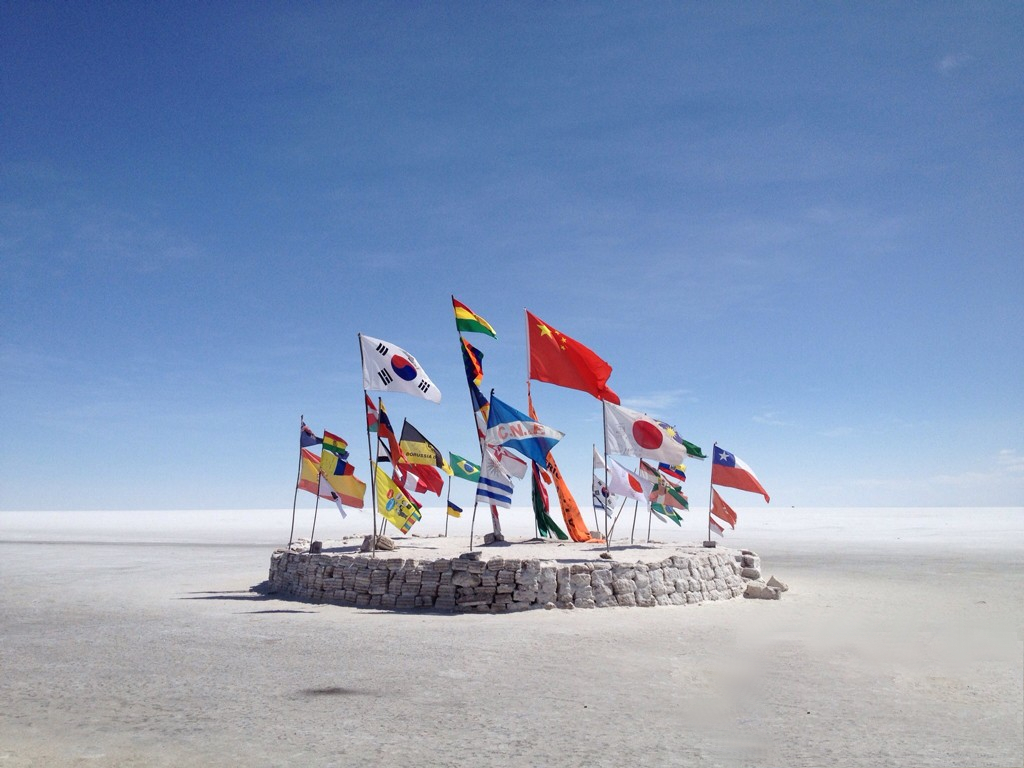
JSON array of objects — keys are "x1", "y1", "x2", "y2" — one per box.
[{"x1": 449, "y1": 453, "x2": 481, "y2": 483}]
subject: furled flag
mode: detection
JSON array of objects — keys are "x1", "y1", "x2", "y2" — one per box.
[
  {"x1": 375, "y1": 464, "x2": 422, "y2": 533},
  {"x1": 359, "y1": 334, "x2": 441, "y2": 403},
  {"x1": 485, "y1": 392, "x2": 564, "y2": 465},
  {"x1": 375, "y1": 400, "x2": 406, "y2": 464},
  {"x1": 399, "y1": 421, "x2": 452, "y2": 474},
  {"x1": 320, "y1": 450, "x2": 366, "y2": 508},
  {"x1": 322, "y1": 430, "x2": 349, "y2": 458},
  {"x1": 603, "y1": 401, "x2": 693, "y2": 466},
  {"x1": 607, "y1": 458, "x2": 655, "y2": 503},
  {"x1": 300, "y1": 421, "x2": 323, "y2": 448},
  {"x1": 365, "y1": 394, "x2": 379, "y2": 433},
  {"x1": 711, "y1": 445, "x2": 770, "y2": 503},
  {"x1": 526, "y1": 310, "x2": 619, "y2": 404},
  {"x1": 453, "y1": 297, "x2": 497, "y2": 338},
  {"x1": 592, "y1": 475, "x2": 615, "y2": 518},
  {"x1": 447, "y1": 500, "x2": 463, "y2": 519},
  {"x1": 449, "y1": 452, "x2": 481, "y2": 483},
  {"x1": 531, "y1": 460, "x2": 568, "y2": 540},
  {"x1": 591, "y1": 446, "x2": 616, "y2": 517},
  {"x1": 711, "y1": 488, "x2": 737, "y2": 529},
  {"x1": 709, "y1": 515, "x2": 725, "y2": 538},
  {"x1": 461, "y1": 337, "x2": 485, "y2": 387},
  {"x1": 476, "y1": 446, "x2": 514, "y2": 508},
  {"x1": 317, "y1": 474, "x2": 348, "y2": 518}
]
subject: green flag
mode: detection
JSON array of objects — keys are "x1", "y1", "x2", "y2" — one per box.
[{"x1": 449, "y1": 452, "x2": 481, "y2": 483}]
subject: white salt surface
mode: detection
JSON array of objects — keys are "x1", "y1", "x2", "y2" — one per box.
[{"x1": 1, "y1": 506, "x2": 1022, "y2": 767}]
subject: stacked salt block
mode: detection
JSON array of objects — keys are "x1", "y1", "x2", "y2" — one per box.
[
  {"x1": 267, "y1": 547, "x2": 782, "y2": 613},
  {"x1": 734, "y1": 549, "x2": 789, "y2": 599}
]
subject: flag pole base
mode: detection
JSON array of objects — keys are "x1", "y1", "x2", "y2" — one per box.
[{"x1": 702, "y1": 540, "x2": 717, "y2": 548}]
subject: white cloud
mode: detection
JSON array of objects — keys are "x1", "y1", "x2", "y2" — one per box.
[
  {"x1": 620, "y1": 389, "x2": 694, "y2": 412},
  {"x1": 937, "y1": 53, "x2": 971, "y2": 74},
  {"x1": 753, "y1": 411, "x2": 790, "y2": 427},
  {"x1": 997, "y1": 449, "x2": 1024, "y2": 473}
]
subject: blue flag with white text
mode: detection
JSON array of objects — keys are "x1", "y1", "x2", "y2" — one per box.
[{"x1": 484, "y1": 393, "x2": 564, "y2": 465}]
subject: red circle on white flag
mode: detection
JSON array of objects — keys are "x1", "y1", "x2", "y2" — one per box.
[{"x1": 632, "y1": 420, "x2": 663, "y2": 450}]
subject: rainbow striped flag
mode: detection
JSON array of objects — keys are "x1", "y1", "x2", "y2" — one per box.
[{"x1": 453, "y1": 297, "x2": 497, "y2": 338}]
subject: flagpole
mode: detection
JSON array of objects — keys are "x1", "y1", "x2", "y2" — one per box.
[
  {"x1": 630, "y1": 499, "x2": 638, "y2": 544},
  {"x1": 607, "y1": 496, "x2": 627, "y2": 539},
  {"x1": 706, "y1": 442, "x2": 716, "y2": 546},
  {"x1": 591, "y1": 444, "x2": 602, "y2": 536},
  {"x1": 309, "y1": 484, "x2": 321, "y2": 547},
  {"x1": 444, "y1": 474, "x2": 451, "y2": 537},
  {"x1": 452, "y1": 299, "x2": 495, "y2": 547},
  {"x1": 289, "y1": 414, "x2": 303, "y2": 548},
  {"x1": 356, "y1": 335, "x2": 380, "y2": 561},
  {"x1": 602, "y1": 399, "x2": 612, "y2": 553},
  {"x1": 469, "y1": 499, "x2": 478, "y2": 551},
  {"x1": 646, "y1": 499, "x2": 653, "y2": 543}
]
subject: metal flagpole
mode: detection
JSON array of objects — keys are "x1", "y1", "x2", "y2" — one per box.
[
  {"x1": 452, "y1": 297, "x2": 492, "y2": 550},
  {"x1": 630, "y1": 499, "x2": 638, "y2": 544},
  {"x1": 602, "y1": 399, "x2": 612, "y2": 553},
  {"x1": 358, "y1": 332, "x2": 380, "y2": 558},
  {"x1": 647, "y1": 498, "x2": 653, "y2": 543},
  {"x1": 591, "y1": 444, "x2": 602, "y2": 536},
  {"x1": 444, "y1": 474, "x2": 452, "y2": 537},
  {"x1": 706, "y1": 441, "x2": 717, "y2": 546},
  {"x1": 289, "y1": 414, "x2": 304, "y2": 548},
  {"x1": 309, "y1": 481, "x2": 321, "y2": 545},
  {"x1": 469, "y1": 499, "x2": 479, "y2": 551},
  {"x1": 607, "y1": 496, "x2": 627, "y2": 539}
]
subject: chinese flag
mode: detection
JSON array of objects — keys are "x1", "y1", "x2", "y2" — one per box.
[{"x1": 526, "y1": 310, "x2": 619, "y2": 404}]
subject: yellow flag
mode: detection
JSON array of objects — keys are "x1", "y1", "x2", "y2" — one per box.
[{"x1": 375, "y1": 465, "x2": 422, "y2": 533}]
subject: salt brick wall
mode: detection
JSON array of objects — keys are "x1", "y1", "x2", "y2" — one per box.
[{"x1": 266, "y1": 549, "x2": 761, "y2": 613}]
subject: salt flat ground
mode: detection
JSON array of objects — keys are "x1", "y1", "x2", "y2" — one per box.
[{"x1": 1, "y1": 507, "x2": 1022, "y2": 767}]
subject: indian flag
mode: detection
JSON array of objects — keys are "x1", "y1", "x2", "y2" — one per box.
[{"x1": 453, "y1": 296, "x2": 497, "y2": 338}]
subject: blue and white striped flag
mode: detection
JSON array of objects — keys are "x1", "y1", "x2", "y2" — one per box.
[{"x1": 476, "y1": 447, "x2": 514, "y2": 508}]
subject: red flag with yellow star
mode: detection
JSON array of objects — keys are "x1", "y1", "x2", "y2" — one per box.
[{"x1": 526, "y1": 310, "x2": 619, "y2": 404}]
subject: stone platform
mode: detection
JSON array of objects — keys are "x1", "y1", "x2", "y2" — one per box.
[{"x1": 265, "y1": 541, "x2": 779, "y2": 612}]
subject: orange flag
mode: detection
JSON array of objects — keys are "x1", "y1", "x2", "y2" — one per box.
[
  {"x1": 528, "y1": 393, "x2": 603, "y2": 543},
  {"x1": 710, "y1": 488, "x2": 738, "y2": 529}
]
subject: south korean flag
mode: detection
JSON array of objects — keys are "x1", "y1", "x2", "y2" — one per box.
[{"x1": 359, "y1": 334, "x2": 442, "y2": 403}]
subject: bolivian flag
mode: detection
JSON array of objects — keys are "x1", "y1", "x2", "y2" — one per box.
[{"x1": 453, "y1": 297, "x2": 497, "y2": 338}]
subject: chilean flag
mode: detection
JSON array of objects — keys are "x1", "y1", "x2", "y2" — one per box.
[{"x1": 711, "y1": 445, "x2": 770, "y2": 503}]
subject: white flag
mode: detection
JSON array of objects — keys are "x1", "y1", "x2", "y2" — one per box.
[
  {"x1": 359, "y1": 334, "x2": 441, "y2": 403},
  {"x1": 606, "y1": 458, "x2": 654, "y2": 503},
  {"x1": 592, "y1": 445, "x2": 605, "y2": 471},
  {"x1": 603, "y1": 401, "x2": 687, "y2": 465},
  {"x1": 592, "y1": 474, "x2": 615, "y2": 517},
  {"x1": 490, "y1": 444, "x2": 528, "y2": 479},
  {"x1": 476, "y1": 447, "x2": 514, "y2": 508},
  {"x1": 317, "y1": 474, "x2": 347, "y2": 519}
]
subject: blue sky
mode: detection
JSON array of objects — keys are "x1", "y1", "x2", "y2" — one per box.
[{"x1": 2, "y1": 3, "x2": 1022, "y2": 512}]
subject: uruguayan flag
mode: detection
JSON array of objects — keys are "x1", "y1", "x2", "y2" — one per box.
[{"x1": 475, "y1": 447, "x2": 514, "y2": 508}]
